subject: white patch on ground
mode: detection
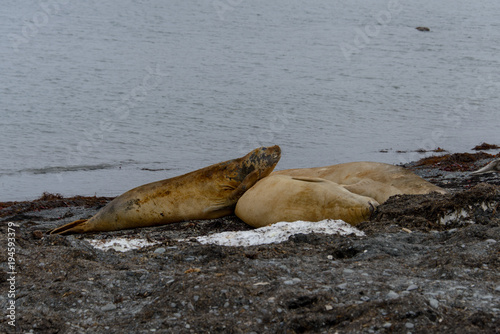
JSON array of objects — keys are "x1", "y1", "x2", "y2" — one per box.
[
  {"x1": 195, "y1": 220, "x2": 365, "y2": 247},
  {"x1": 439, "y1": 201, "x2": 497, "y2": 225},
  {"x1": 87, "y1": 238, "x2": 159, "y2": 252}
]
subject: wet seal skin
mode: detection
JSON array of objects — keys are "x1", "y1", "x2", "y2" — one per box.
[{"x1": 51, "y1": 145, "x2": 281, "y2": 234}]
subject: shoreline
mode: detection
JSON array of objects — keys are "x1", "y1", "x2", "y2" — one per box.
[
  {"x1": 2, "y1": 144, "x2": 499, "y2": 203},
  {"x1": 1, "y1": 150, "x2": 499, "y2": 333},
  {"x1": 1, "y1": 150, "x2": 499, "y2": 209}
]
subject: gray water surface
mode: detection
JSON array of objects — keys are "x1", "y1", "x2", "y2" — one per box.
[{"x1": 1, "y1": 0, "x2": 499, "y2": 201}]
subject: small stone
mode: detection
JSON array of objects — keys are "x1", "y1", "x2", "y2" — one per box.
[
  {"x1": 407, "y1": 284, "x2": 418, "y2": 291},
  {"x1": 284, "y1": 278, "x2": 301, "y2": 285},
  {"x1": 325, "y1": 304, "x2": 333, "y2": 311},
  {"x1": 485, "y1": 239, "x2": 497, "y2": 244},
  {"x1": 386, "y1": 291, "x2": 399, "y2": 299},
  {"x1": 343, "y1": 269, "x2": 354, "y2": 274},
  {"x1": 101, "y1": 303, "x2": 117, "y2": 311},
  {"x1": 429, "y1": 298, "x2": 439, "y2": 308},
  {"x1": 405, "y1": 322, "x2": 414, "y2": 329},
  {"x1": 495, "y1": 286, "x2": 500, "y2": 292},
  {"x1": 337, "y1": 283, "x2": 348, "y2": 290},
  {"x1": 416, "y1": 26, "x2": 430, "y2": 32},
  {"x1": 154, "y1": 247, "x2": 166, "y2": 254},
  {"x1": 383, "y1": 322, "x2": 392, "y2": 328},
  {"x1": 32, "y1": 230, "x2": 44, "y2": 239}
]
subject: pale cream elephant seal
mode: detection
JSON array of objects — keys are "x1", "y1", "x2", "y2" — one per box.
[
  {"x1": 470, "y1": 158, "x2": 500, "y2": 175},
  {"x1": 235, "y1": 175, "x2": 379, "y2": 228},
  {"x1": 51, "y1": 145, "x2": 281, "y2": 234},
  {"x1": 272, "y1": 161, "x2": 446, "y2": 203}
]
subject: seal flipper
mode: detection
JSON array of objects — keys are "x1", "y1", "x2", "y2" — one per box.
[
  {"x1": 227, "y1": 169, "x2": 263, "y2": 202},
  {"x1": 205, "y1": 169, "x2": 264, "y2": 215},
  {"x1": 50, "y1": 219, "x2": 89, "y2": 235}
]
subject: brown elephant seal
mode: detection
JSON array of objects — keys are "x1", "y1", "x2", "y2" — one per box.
[
  {"x1": 272, "y1": 161, "x2": 446, "y2": 203},
  {"x1": 235, "y1": 175, "x2": 379, "y2": 228},
  {"x1": 51, "y1": 145, "x2": 281, "y2": 234}
]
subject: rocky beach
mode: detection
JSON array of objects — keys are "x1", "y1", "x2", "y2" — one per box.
[{"x1": 1, "y1": 152, "x2": 499, "y2": 333}]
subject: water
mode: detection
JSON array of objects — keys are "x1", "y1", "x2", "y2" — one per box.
[{"x1": 1, "y1": 0, "x2": 499, "y2": 201}]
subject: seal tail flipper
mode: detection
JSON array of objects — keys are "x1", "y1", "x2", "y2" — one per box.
[{"x1": 50, "y1": 219, "x2": 89, "y2": 235}]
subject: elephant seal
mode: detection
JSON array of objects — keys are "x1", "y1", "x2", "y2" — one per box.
[
  {"x1": 272, "y1": 161, "x2": 446, "y2": 203},
  {"x1": 51, "y1": 145, "x2": 281, "y2": 234},
  {"x1": 235, "y1": 175, "x2": 379, "y2": 228},
  {"x1": 470, "y1": 158, "x2": 500, "y2": 175}
]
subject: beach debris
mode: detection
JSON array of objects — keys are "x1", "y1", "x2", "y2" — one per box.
[
  {"x1": 184, "y1": 268, "x2": 201, "y2": 274},
  {"x1": 415, "y1": 152, "x2": 495, "y2": 172},
  {"x1": 472, "y1": 142, "x2": 499, "y2": 151},
  {"x1": 470, "y1": 158, "x2": 500, "y2": 175}
]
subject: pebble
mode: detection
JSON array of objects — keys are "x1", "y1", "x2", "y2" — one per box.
[
  {"x1": 382, "y1": 322, "x2": 392, "y2": 328},
  {"x1": 485, "y1": 239, "x2": 497, "y2": 244},
  {"x1": 495, "y1": 286, "x2": 500, "y2": 292},
  {"x1": 386, "y1": 291, "x2": 399, "y2": 299},
  {"x1": 405, "y1": 322, "x2": 414, "y2": 329},
  {"x1": 284, "y1": 278, "x2": 301, "y2": 285},
  {"x1": 343, "y1": 269, "x2": 354, "y2": 274},
  {"x1": 154, "y1": 247, "x2": 166, "y2": 254},
  {"x1": 101, "y1": 303, "x2": 117, "y2": 311},
  {"x1": 429, "y1": 298, "x2": 439, "y2": 309},
  {"x1": 337, "y1": 283, "x2": 348, "y2": 290},
  {"x1": 407, "y1": 284, "x2": 418, "y2": 291},
  {"x1": 32, "y1": 230, "x2": 44, "y2": 239}
]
